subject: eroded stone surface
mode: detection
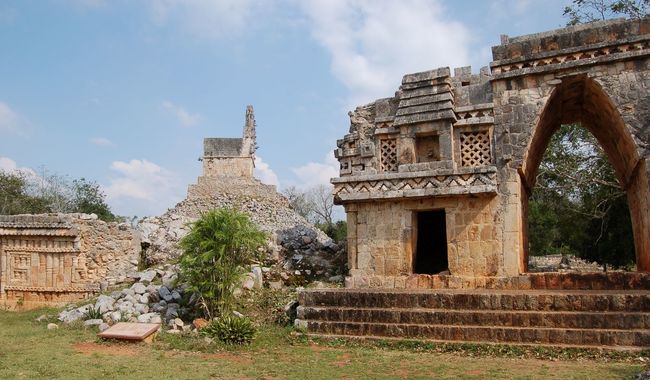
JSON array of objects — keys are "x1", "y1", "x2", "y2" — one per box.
[{"x1": 0, "y1": 214, "x2": 140, "y2": 308}]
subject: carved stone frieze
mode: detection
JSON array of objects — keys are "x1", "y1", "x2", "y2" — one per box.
[{"x1": 332, "y1": 167, "x2": 497, "y2": 202}]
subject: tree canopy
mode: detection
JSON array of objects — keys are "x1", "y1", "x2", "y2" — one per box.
[
  {"x1": 563, "y1": 0, "x2": 648, "y2": 25},
  {"x1": 0, "y1": 168, "x2": 118, "y2": 222},
  {"x1": 528, "y1": 124, "x2": 634, "y2": 267}
]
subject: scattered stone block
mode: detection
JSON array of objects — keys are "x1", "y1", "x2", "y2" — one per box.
[{"x1": 98, "y1": 322, "x2": 160, "y2": 343}]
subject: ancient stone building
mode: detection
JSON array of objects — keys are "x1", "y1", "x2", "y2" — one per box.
[
  {"x1": 333, "y1": 17, "x2": 650, "y2": 289},
  {"x1": 0, "y1": 214, "x2": 140, "y2": 309},
  {"x1": 202, "y1": 105, "x2": 257, "y2": 178},
  {"x1": 297, "y1": 18, "x2": 650, "y2": 349}
]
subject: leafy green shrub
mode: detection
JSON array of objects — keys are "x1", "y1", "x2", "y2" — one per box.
[
  {"x1": 201, "y1": 315, "x2": 257, "y2": 345},
  {"x1": 83, "y1": 305, "x2": 103, "y2": 320},
  {"x1": 178, "y1": 208, "x2": 267, "y2": 318}
]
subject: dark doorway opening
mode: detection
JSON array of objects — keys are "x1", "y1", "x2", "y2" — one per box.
[{"x1": 414, "y1": 210, "x2": 448, "y2": 274}]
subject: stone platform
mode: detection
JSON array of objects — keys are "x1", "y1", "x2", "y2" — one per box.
[
  {"x1": 296, "y1": 287, "x2": 650, "y2": 349},
  {"x1": 345, "y1": 271, "x2": 650, "y2": 290}
]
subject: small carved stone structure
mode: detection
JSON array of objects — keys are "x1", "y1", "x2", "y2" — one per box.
[
  {"x1": 0, "y1": 214, "x2": 140, "y2": 309},
  {"x1": 333, "y1": 17, "x2": 650, "y2": 289},
  {"x1": 202, "y1": 105, "x2": 257, "y2": 178}
]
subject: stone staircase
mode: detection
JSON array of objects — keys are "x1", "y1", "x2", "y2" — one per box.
[{"x1": 296, "y1": 289, "x2": 650, "y2": 349}]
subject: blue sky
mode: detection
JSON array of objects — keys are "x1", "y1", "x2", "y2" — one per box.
[{"x1": 0, "y1": 0, "x2": 571, "y2": 217}]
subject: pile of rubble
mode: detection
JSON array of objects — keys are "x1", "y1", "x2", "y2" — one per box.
[
  {"x1": 528, "y1": 254, "x2": 604, "y2": 273},
  {"x1": 137, "y1": 176, "x2": 346, "y2": 282},
  {"x1": 56, "y1": 256, "x2": 333, "y2": 331},
  {"x1": 58, "y1": 267, "x2": 189, "y2": 332}
]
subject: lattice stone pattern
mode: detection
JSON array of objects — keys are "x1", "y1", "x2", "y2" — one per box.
[
  {"x1": 460, "y1": 131, "x2": 491, "y2": 167},
  {"x1": 380, "y1": 139, "x2": 398, "y2": 172}
]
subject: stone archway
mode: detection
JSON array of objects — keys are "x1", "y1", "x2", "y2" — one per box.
[{"x1": 520, "y1": 75, "x2": 650, "y2": 272}]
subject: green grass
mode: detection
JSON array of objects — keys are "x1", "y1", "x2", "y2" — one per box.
[{"x1": 0, "y1": 308, "x2": 647, "y2": 379}]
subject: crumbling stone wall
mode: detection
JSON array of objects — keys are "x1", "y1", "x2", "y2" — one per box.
[
  {"x1": 0, "y1": 214, "x2": 140, "y2": 309},
  {"x1": 334, "y1": 17, "x2": 650, "y2": 289}
]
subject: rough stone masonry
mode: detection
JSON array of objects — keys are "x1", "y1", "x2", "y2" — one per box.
[
  {"x1": 0, "y1": 213, "x2": 140, "y2": 309},
  {"x1": 332, "y1": 17, "x2": 650, "y2": 290}
]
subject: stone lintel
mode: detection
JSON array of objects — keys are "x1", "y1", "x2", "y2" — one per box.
[
  {"x1": 399, "y1": 85, "x2": 452, "y2": 99},
  {"x1": 393, "y1": 109, "x2": 457, "y2": 126},
  {"x1": 398, "y1": 92, "x2": 454, "y2": 108},
  {"x1": 402, "y1": 67, "x2": 450, "y2": 84},
  {"x1": 374, "y1": 126, "x2": 399, "y2": 135},
  {"x1": 454, "y1": 117, "x2": 495, "y2": 127},
  {"x1": 455, "y1": 103, "x2": 495, "y2": 113},
  {"x1": 395, "y1": 101, "x2": 454, "y2": 117},
  {"x1": 401, "y1": 79, "x2": 451, "y2": 91}
]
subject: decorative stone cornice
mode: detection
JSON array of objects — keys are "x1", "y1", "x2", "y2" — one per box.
[
  {"x1": 0, "y1": 228, "x2": 78, "y2": 237},
  {"x1": 2, "y1": 247, "x2": 80, "y2": 254},
  {"x1": 4, "y1": 285, "x2": 99, "y2": 293},
  {"x1": 332, "y1": 167, "x2": 497, "y2": 203}
]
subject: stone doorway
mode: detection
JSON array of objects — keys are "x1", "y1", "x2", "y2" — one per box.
[
  {"x1": 413, "y1": 210, "x2": 448, "y2": 274},
  {"x1": 520, "y1": 75, "x2": 650, "y2": 272}
]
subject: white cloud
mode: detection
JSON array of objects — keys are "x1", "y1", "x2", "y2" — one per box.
[
  {"x1": 299, "y1": 0, "x2": 471, "y2": 107},
  {"x1": 0, "y1": 156, "x2": 37, "y2": 177},
  {"x1": 161, "y1": 101, "x2": 201, "y2": 127},
  {"x1": 254, "y1": 156, "x2": 279, "y2": 187},
  {"x1": 90, "y1": 137, "x2": 113, "y2": 146},
  {"x1": 105, "y1": 159, "x2": 183, "y2": 216},
  {"x1": 290, "y1": 151, "x2": 339, "y2": 191},
  {"x1": 148, "y1": 0, "x2": 256, "y2": 39},
  {"x1": 0, "y1": 101, "x2": 19, "y2": 133},
  {"x1": 0, "y1": 156, "x2": 17, "y2": 172}
]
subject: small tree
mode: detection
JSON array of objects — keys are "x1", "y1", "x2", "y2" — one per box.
[
  {"x1": 282, "y1": 185, "x2": 314, "y2": 220},
  {"x1": 178, "y1": 208, "x2": 267, "y2": 319},
  {"x1": 307, "y1": 184, "x2": 335, "y2": 227},
  {"x1": 70, "y1": 178, "x2": 118, "y2": 221}
]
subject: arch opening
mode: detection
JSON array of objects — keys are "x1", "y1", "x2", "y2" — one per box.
[{"x1": 520, "y1": 75, "x2": 650, "y2": 272}]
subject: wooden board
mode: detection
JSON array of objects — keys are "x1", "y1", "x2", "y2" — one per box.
[{"x1": 97, "y1": 322, "x2": 160, "y2": 342}]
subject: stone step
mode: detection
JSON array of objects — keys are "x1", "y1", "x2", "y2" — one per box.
[
  {"x1": 301, "y1": 320, "x2": 650, "y2": 347},
  {"x1": 299, "y1": 289, "x2": 650, "y2": 312},
  {"x1": 298, "y1": 306, "x2": 650, "y2": 330}
]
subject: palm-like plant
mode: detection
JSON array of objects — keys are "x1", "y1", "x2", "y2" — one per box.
[{"x1": 178, "y1": 208, "x2": 267, "y2": 319}]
